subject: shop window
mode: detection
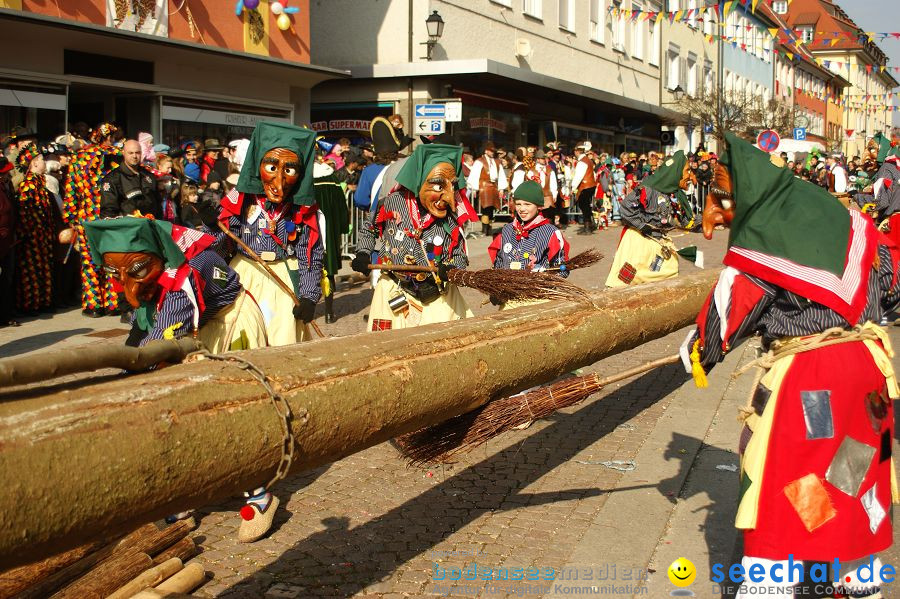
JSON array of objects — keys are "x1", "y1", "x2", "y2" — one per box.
[{"x1": 590, "y1": 0, "x2": 605, "y2": 43}]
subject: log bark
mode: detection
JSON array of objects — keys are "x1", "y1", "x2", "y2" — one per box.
[
  {"x1": 106, "y1": 557, "x2": 183, "y2": 599},
  {"x1": 151, "y1": 538, "x2": 198, "y2": 566},
  {"x1": 50, "y1": 551, "x2": 152, "y2": 599},
  {"x1": 12, "y1": 525, "x2": 157, "y2": 599},
  {"x1": 0, "y1": 268, "x2": 720, "y2": 567},
  {"x1": 0, "y1": 540, "x2": 104, "y2": 598},
  {"x1": 153, "y1": 563, "x2": 206, "y2": 594},
  {"x1": 0, "y1": 337, "x2": 203, "y2": 388}
]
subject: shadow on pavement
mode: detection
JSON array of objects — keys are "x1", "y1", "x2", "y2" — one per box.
[
  {"x1": 0, "y1": 328, "x2": 93, "y2": 359},
  {"x1": 216, "y1": 362, "x2": 692, "y2": 598}
]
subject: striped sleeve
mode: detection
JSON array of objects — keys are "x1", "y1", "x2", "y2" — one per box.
[
  {"x1": 139, "y1": 290, "x2": 196, "y2": 347},
  {"x1": 294, "y1": 221, "x2": 324, "y2": 303}
]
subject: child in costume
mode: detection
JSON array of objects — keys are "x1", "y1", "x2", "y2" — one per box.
[
  {"x1": 206, "y1": 121, "x2": 324, "y2": 346},
  {"x1": 605, "y1": 151, "x2": 695, "y2": 287},
  {"x1": 353, "y1": 144, "x2": 473, "y2": 330},
  {"x1": 488, "y1": 181, "x2": 569, "y2": 309},
  {"x1": 686, "y1": 133, "x2": 900, "y2": 598}
]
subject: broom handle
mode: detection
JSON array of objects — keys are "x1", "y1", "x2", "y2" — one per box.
[
  {"x1": 590, "y1": 354, "x2": 682, "y2": 388},
  {"x1": 217, "y1": 221, "x2": 325, "y2": 338},
  {"x1": 367, "y1": 264, "x2": 438, "y2": 273}
]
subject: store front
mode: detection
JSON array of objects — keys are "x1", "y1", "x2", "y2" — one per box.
[
  {"x1": 0, "y1": 79, "x2": 66, "y2": 141},
  {"x1": 310, "y1": 101, "x2": 395, "y2": 146},
  {"x1": 161, "y1": 97, "x2": 292, "y2": 147}
]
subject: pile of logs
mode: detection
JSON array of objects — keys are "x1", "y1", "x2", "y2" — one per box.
[{"x1": 0, "y1": 518, "x2": 206, "y2": 598}]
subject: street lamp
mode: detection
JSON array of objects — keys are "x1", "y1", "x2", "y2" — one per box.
[
  {"x1": 672, "y1": 85, "x2": 685, "y2": 102},
  {"x1": 422, "y1": 10, "x2": 445, "y2": 61}
]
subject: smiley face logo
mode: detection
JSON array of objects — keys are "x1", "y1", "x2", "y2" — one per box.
[{"x1": 668, "y1": 558, "x2": 696, "y2": 587}]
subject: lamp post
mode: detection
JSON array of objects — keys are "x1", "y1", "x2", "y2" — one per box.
[{"x1": 422, "y1": 10, "x2": 445, "y2": 61}]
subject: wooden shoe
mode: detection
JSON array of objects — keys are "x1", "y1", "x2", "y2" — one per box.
[{"x1": 237, "y1": 495, "x2": 280, "y2": 543}]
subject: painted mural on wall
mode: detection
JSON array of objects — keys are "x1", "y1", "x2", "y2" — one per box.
[{"x1": 106, "y1": 0, "x2": 168, "y2": 36}]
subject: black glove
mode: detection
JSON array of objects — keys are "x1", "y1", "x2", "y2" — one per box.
[
  {"x1": 412, "y1": 279, "x2": 441, "y2": 303},
  {"x1": 436, "y1": 263, "x2": 454, "y2": 285},
  {"x1": 293, "y1": 298, "x2": 316, "y2": 323},
  {"x1": 489, "y1": 295, "x2": 503, "y2": 306},
  {"x1": 351, "y1": 252, "x2": 371, "y2": 275}
]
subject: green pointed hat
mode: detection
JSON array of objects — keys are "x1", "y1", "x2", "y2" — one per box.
[
  {"x1": 872, "y1": 133, "x2": 893, "y2": 163},
  {"x1": 641, "y1": 151, "x2": 687, "y2": 194},
  {"x1": 236, "y1": 121, "x2": 317, "y2": 206},
  {"x1": 720, "y1": 132, "x2": 849, "y2": 276},
  {"x1": 395, "y1": 143, "x2": 463, "y2": 193},
  {"x1": 83, "y1": 217, "x2": 185, "y2": 269}
]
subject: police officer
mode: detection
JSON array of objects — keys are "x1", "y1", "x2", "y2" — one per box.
[{"x1": 99, "y1": 139, "x2": 161, "y2": 219}]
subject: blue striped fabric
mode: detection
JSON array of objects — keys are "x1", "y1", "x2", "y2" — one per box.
[{"x1": 491, "y1": 222, "x2": 568, "y2": 276}]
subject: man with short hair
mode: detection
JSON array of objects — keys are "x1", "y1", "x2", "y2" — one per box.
[
  {"x1": 826, "y1": 154, "x2": 848, "y2": 194},
  {"x1": 570, "y1": 142, "x2": 597, "y2": 234},
  {"x1": 100, "y1": 139, "x2": 161, "y2": 219},
  {"x1": 466, "y1": 142, "x2": 508, "y2": 236}
]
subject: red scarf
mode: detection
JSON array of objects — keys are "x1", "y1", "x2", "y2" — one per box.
[{"x1": 512, "y1": 214, "x2": 548, "y2": 240}]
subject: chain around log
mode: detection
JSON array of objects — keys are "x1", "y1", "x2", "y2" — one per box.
[{"x1": 195, "y1": 351, "x2": 302, "y2": 490}]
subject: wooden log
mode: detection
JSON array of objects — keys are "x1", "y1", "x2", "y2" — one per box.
[
  {"x1": 0, "y1": 540, "x2": 104, "y2": 598},
  {"x1": 13, "y1": 525, "x2": 157, "y2": 599},
  {"x1": 106, "y1": 557, "x2": 183, "y2": 599},
  {"x1": 131, "y1": 592, "x2": 197, "y2": 599},
  {"x1": 153, "y1": 563, "x2": 206, "y2": 594},
  {"x1": 137, "y1": 519, "x2": 196, "y2": 558},
  {"x1": 0, "y1": 268, "x2": 720, "y2": 567},
  {"x1": 151, "y1": 538, "x2": 198, "y2": 566},
  {"x1": 50, "y1": 551, "x2": 152, "y2": 599},
  {"x1": 0, "y1": 337, "x2": 202, "y2": 388}
]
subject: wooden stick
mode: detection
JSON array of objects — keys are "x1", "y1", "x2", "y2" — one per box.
[
  {"x1": 367, "y1": 264, "x2": 437, "y2": 273},
  {"x1": 106, "y1": 558, "x2": 184, "y2": 599},
  {"x1": 151, "y1": 538, "x2": 198, "y2": 566},
  {"x1": 153, "y1": 563, "x2": 206, "y2": 594},
  {"x1": 217, "y1": 221, "x2": 324, "y2": 338},
  {"x1": 50, "y1": 551, "x2": 152, "y2": 599},
  {"x1": 0, "y1": 540, "x2": 105, "y2": 597}
]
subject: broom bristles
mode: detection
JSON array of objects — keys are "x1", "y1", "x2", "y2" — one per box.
[
  {"x1": 394, "y1": 373, "x2": 603, "y2": 465},
  {"x1": 447, "y1": 268, "x2": 591, "y2": 304},
  {"x1": 564, "y1": 248, "x2": 604, "y2": 271},
  {"x1": 394, "y1": 354, "x2": 681, "y2": 466}
]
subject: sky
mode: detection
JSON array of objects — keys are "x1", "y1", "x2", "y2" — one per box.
[{"x1": 839, "y1": 0, "x2": 900, "y2": 127}]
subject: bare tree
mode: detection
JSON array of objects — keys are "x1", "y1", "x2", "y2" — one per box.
[{"x1": 667, "y1": 89, "x2": 793, "y2": 145}]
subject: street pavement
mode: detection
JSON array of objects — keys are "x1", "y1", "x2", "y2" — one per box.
[{"x1": 2, "y1": 223, "x2": 899, "y2": 598}]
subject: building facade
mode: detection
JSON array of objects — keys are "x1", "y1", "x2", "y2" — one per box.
[
  {"x1": 780, "y1": 0, "x2": 898, "y2": 157},
  {"x1": 0, "y1": 0, "x2": 345, "y2": 144},
  {"x1": 310, "y1": 0, "x2": 675, "y2": 156}
]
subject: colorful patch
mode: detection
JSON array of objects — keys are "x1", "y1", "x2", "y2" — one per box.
[
  {"x1": 751, "y1": 384, "x2": 772, "y2": 417},
  {"x1": 800, "y1": 390, "x2": 834, "y2": 440},
  {"x1": 650, "y1": 255, "x2": 664, "y2": 272},
  {"x1": 618, "y1": 262, "x2": 636, "y2": 284},
  {"x1": 825, "y1": 436, "x2": 876, "y2": 497},
  {"x1": 861, "y1": 484, "x2": 886, "y2": 534},
  {"x1": 212, "y1": 266, "x2": 229, "y2": 289},
  {"x1": 865, "y1": 388, "x2": 889, "y2": 433},
  {"x1": 371, "y1": 318, "x2": 392, "y2": 331},
  {"x1": 783, "y1": 474, "x2": 836, "y2": 533}
]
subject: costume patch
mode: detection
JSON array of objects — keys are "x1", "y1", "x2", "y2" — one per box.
[
  {"x1": 800, "y1": 390, "x2": 834, "y2": 440},
  {"x1": 371, "y1": 318, "x2": 392, "y2": 331},
  {"x1": 212, "y1": 266, "x2": 229, "y2": 289},
  {"x1": 825, "y1": 436, "x2": 876, "y2": 497},
  {"x1": 618, "y1": 262, "x2": 637, "y2": 284},
  {"x1": 650, "y1": 255, "x2": 664, "y2": 272},
  {"x1": 865, "y1": 388, "x2": 889, "y2": 433},
  {"x1": 751, "y1": 384, "x2": 772, "y2": 417},
  {"x1": 880, "y1": 430, "x2": 891, "y2": 463},
  {"x1": 861, "y1": 484, "x2": 886, "y2": 534},
  {"x1": 784, "y1": 473, "x2": 836, "y2": 532}
]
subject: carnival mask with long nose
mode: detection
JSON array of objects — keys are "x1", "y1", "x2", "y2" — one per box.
[
  {"x1": 260, "y1": 148, "x2": 301, "y2": 205},
  {"x1": 419, "y1": 162, "x2": 457, "y2": 219},
  {"x1": 102, "y1": 251, "x2": 165, "y2": 309},
  {"x1": 701, "y1": 164, "x2": 735, "y2": 239}
]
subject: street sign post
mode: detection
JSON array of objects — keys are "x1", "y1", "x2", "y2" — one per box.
[
  {"x1": 793, "y1": 128, "x2": 807, "y2": 141},
  {"x1": 443, "y1": 101, "x2": 462, "y2": 122},
  {"x1": 757, "y1": 129, "x2": 780, "y2": 153},
  {"x1": 415, "y1": 118, "x2": 446, "y2": 134},
  {"x1": 414, "y1": 104, "x2": 446, "y2": 118}
]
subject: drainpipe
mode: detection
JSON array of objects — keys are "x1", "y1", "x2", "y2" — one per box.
[{"x1": 407, "y1": 0, "x2": 414, "y2": 139}]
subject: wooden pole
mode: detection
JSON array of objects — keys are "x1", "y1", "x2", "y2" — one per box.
[
  {"x1": 106, "y1": 557, "x2": 184, "y2": 599},
  {"x1": 0, "y1": 269, "x2": 719, "y2": 568}
]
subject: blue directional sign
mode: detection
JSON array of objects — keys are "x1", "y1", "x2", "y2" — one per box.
[
  {"x1": 793, "y1": 127, "x2": 807, "y2": 141},
  {"x1": 415, "y1": 104, "x2": 446, "y2": 118}
]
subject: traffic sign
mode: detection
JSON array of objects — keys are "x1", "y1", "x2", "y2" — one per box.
[
  {"x1": 414, "y1": 104, "x2": 446, "y2": 118},
  {"x1": 443, "y1": 101, "x2": 462, "y2": 122},
  {"x1": 757, "y1": 129, "x2": 780, "y2": 153},
  {"x1": 415, "y1": 118, "x2": 445, "y2": 134},
  {"x1": 793, "y1": 127, "x2": 807, "y2": 141}
]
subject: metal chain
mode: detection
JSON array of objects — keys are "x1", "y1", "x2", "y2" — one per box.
[{"x1": 194, "y1": 351, "x2": 300, "y2": 490}]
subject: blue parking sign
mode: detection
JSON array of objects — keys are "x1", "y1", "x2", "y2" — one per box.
[{"x1": 793, "y1": 128, "x2": 807, "y2": 141}]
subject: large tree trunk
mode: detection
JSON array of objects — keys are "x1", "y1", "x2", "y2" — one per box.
[{"x1": 0, "y1": 269, "x2": 719, "y2": 568}]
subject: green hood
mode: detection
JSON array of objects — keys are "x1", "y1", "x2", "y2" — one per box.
[
  {"x1": 641, "y1": 151, "x2": 686, "y2": 194},
  {"x1": 395, "y1": 143, "x2": 463, "y2": 194},
  {"x1": 84, "y1": 217, "x2": 185, "y2": 270},
  {"x1": 872, "y1": 133, "x2": 894, "y2": 163},
  {"x1": 721, "y1": 133, "x2": 849, "y2": 277},
  {"x1": 236, "y1": 121, "x2": 317, "y2": 206}
]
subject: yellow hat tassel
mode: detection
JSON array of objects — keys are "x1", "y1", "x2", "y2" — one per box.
[{"x1": 690, "y1": 339, "x2": 708, "y2": 388}]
